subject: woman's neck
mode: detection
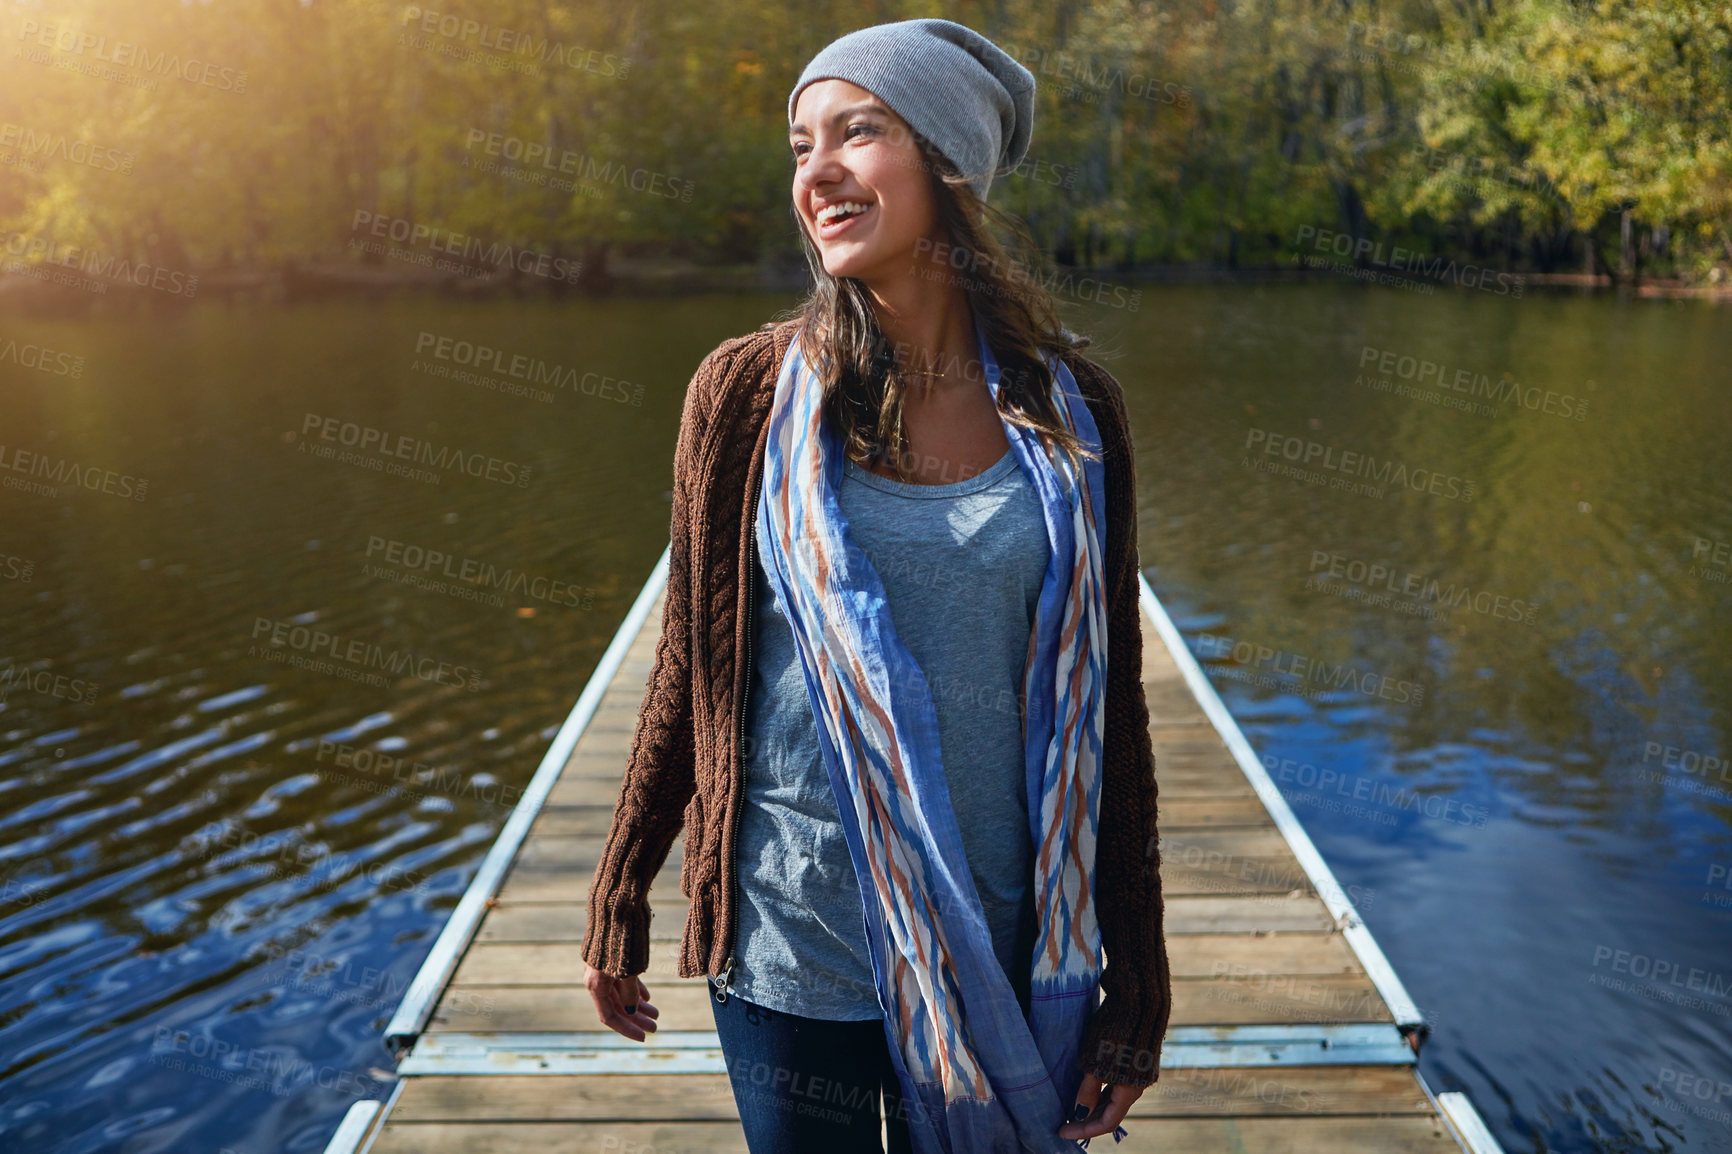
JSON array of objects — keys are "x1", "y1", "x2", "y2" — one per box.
[{"x1": 865, "y1": 267, "x2": 980, "y2": 400}]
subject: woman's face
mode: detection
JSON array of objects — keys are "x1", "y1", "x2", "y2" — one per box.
[{"x1": 789, "y1": 79, "x2": 940, "y2": 284}]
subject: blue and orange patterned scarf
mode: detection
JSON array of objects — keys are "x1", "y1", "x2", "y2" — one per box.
[{"x1": 754, "y1": 315, "x2": 1111, "y2": 1153}]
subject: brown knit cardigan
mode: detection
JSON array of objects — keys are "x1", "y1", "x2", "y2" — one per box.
[{"x1": 582, "y1": 316, "x2": 1172, "y2": 1087}]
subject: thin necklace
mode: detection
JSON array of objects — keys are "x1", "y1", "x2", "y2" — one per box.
[
  {"x1": 894, "y1": 353, "x2": 948, "y2": 379},
  {"x1": 884, "y1": 343, "x2": 948, "y2": 380}
]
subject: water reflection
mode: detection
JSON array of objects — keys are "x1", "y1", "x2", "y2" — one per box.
[
  {"x1": 0, "y1": 293, "x2": 777, "y2": 1151},
  {"x1": 1, "y1": 285, "x2": 1728, "y2": 1152},
  {"x1": 1091, "y1": 283, "x2": 1732, "y2": 1153}
]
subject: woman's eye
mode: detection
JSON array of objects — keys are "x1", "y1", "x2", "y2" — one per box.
[{"x1": 788, "y1": 125, "x2": 874, "y2": 158}]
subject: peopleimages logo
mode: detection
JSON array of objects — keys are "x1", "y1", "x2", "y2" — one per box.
[
  {"x1": 1692, "y1": 536, "x2": 1732, "y2": 586},
  {"x1": 412, "y1": 332, "x2": 643, "y2": 405},
  {"x1": 1358, "y1": 346, "x2": 1588, "y2": 420},
  {"x1": 462, "y1": 130, "x2": 693, "y2": 201},
  {"x1": 363, "y1": 534, "x2": 596, "y2": 609},
  {"x1": 249, "y1": 617, "x2": 483, "y2": 691},
  {"x1": 1191, "y1": 632, "x2": 1426, "y2": 704},
  {"x1": 1295, "y1": 225, "x2": 1524, "y2": 296},
  {"x1": 348, "y1": 211, "x2": 582, "y2": 284},
  {"x1": 297, "y1": 413, "x2": 533, "y2": 487},
  {"x1": 399, "y1": 7, "x2": 631, "y2": 76},
  {"x1": 1306, "y1": 551, "x2": 1538, "y2": 625},
  {"x1": 0, "y1": 122, "x2": 135, "y2": 174},
  {"x1": 1244, "y1": 428, "x2": 1476, "y2": 502},
  {"x1": 1261, "y1": 754, "x2": 1490, "y2": 827},
  {"x1": 0, "y1": 334, "x2": 84, "y2": 378},
  {"x1": 16, "y1": 20, "x2": 249, "y2": 91},
  {"x1": 0, "y1": 230, "x2": 198, "y2": 297},
  {"x1": 0, "y1": 442, "x2": 149, "y2": 501},
  {"x1": 1, "y1": 656, "x2": 99, "y2": 704}
]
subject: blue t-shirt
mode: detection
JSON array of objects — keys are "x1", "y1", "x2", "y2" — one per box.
[{"x1": 730, "y1": 447, "x2": 1050, "y2": 1020}]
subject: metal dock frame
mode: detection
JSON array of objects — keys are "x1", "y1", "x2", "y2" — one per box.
[{"x1": 319, "y1": 547, "x2": 1506, "y2": 1153}]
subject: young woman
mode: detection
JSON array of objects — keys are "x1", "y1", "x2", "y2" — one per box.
[{"x1": 581, "y1": 18, "x2": 1171, "y2": 1153}]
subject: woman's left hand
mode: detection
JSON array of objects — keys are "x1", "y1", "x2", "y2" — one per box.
[{"x1": 1057, "y1": 1074, "x2": 1144, "y2": 1142}]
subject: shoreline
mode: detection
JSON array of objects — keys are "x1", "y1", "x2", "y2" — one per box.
[{"x1": 2, "y1": 257, "x2": 1728, "y2": 310}]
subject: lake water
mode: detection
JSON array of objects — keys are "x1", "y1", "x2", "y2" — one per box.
[{"x1": 2, "y1": 285, "x2": 1728, "y2": 1153}]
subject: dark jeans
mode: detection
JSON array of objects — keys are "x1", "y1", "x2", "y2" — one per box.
[{"x1": 711, "y1": 990, "x2": 916, "y2": 1154}]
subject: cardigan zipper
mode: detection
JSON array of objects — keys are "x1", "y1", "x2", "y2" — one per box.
[{"x1": 714, "y1": 465, "x2": 762, "y2": 1003}]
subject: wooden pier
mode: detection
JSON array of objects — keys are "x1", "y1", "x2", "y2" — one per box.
[{"x1": 324, "y1": 547, "x2": 1506, "y2": 1154}]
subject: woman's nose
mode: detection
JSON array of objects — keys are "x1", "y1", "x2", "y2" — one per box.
[{"x1": 795, "y1": 143, "x2": 844, "y2": 193}]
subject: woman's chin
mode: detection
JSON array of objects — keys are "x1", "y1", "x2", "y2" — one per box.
[
  {"x1": 822, "y1": 252, "x2": 904, "y2": 286},
  {"x1": 821, "y1": 250, "x2": 871, "y2": 280}
]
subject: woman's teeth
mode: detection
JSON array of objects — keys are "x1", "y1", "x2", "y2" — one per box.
[{"x1": 818, "y1": 201, "x2": 871, "y2": 224}]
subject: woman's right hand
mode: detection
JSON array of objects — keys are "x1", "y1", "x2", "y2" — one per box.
[{"x1": 583, "y1": 961, "x2": 660, "y2": 1041}]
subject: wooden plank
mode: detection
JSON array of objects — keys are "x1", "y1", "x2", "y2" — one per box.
[
  {"x1": 1152, "y1": 739, "x2": 1239, "y2": 756},
  {"x1": 369, "y1": 1115, "x2": 1458, "y2": 1154},
  {"x1": 571, "y1": 704, "x2": 638, "y2": 723},
  {"x1": 1173, "y1": 975, "x2": 1393, "y2": 1025},
  {"x1": 381, "y1": 1065, "x2": 1428, "y2": 1125},
  {"x1": 1162, "y1": 861, "x2": 1314, "y2": 897},
  {"x1": 478, "y1": 898, "x2": 688, "y2": 943},
  {"x1": 495, "y1": 837, "x2": 630, "y2": 904},
  {"x1": 497, "y1": 865, "x2": 599, "y2": 905},
  {"x1": 1158, "y1": 797, "x2": 1276, "y2": 828},
  {"x1": 1136, "y1": 1065, "x2": 1431, "y2": 1116},
  {"x1": 1154, "y1": 756, "x2": 1249, "y2": 775},
  {"x1": 525, "y1": 790, "x2": 1271, "y2": 838},
  {"x1": 1170, "y1": 931, "x2": 1365, "y2": 977},
  {"x1": 1148, "y1": 708, "x2": 1213, "y2": 729},
  {"x1": 452, "y1": 942, "x2": 693, "y2": 986},
  {"x1": 432, "y1": 983, "x2": 719, "y2": 1032},
  {"x1": 1154, "y1": 768, "x2": 1244, "y2": 788},
  {"x1": 522, "y1": 863, "x2": 1336, "y2": 912},
  {"x1": 541, "y1": 765, "x2": 1259, "y2": 806},
  {"x1": 1113, "y1": 1115, "x2": 1453, "y2": 1151},
  {"x1": 553, "y1": 757, "x2": 633, "y2": 782},
  {"x1": 448, "y1": 932, "x2": 1362, "y2": 989},
  {"x1": 369, "y1": 1121, "x2": 749, "y2": 1153},
  {"x1": 1158, "y1": 829, "x2": 1292, "y2": 856},
  {"x1": 514, "y1": 835, "x2": 638, "y2": 871},
  {"x1": 547, "y1": 776, "x2": 637, "y2": 807},
  {"x1": 585, "y1": 672, "x2": 646, "y2": 694},
  {"x1": 481, "y1": 891, "x2": 1333, "y2": 942},
  {"x1": 1149, "y1": 721, "x2": 1230, "y2": 735},
  {"x1": 430, "y1": 973, "x2": 1391, "y2": 1033},
  {"x1": 526, "y1": 807, "x2": 619, "y2": 838},
  {"x1": 1159, "y1": 895, "x2": 1335, "y2": 933},
  {"x1": 508, "y1": 832, "x2": 1299, "y2": 884},
  {"x1": 370, "y1": 1115, "x2": 1456, "y2": 1154},
  {"x1": 567, "y1": 729, "x2": 634, "y2": 756},
  {"x1": 388, "y1": 1073, "x2": 737, "y2": 1122}
]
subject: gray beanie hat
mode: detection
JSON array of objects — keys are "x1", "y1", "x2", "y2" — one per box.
[{"x1": 787, "y1": 18, "x2": 1035, "y2": 202}]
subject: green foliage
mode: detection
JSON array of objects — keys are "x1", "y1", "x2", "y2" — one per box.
[{"x1": 1, "y1": 0, "x2": 1725, "y2": 282}]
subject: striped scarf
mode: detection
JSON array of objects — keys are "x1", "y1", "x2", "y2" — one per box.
[{"x1": 753, "y1": 317, "x2": 1110, "y2": 1153}]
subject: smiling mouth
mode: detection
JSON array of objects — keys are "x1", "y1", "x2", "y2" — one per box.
[{"x1": 815, "y1": 201, "x2": 873, "y2": 235}]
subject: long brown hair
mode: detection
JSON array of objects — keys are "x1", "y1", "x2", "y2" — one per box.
[{"x1": 772, "y1": 127, "x2": 1100, "y2": 482}]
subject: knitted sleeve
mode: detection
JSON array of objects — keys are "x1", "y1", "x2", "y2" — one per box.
[
  {"x1": 581, "y1": 341, "x2": 725, "y2": 978},
  {"x1": 1066, "y1": 353, "x2": 1174, "y2": 1089}
]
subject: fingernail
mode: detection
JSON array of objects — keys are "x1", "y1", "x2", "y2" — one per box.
[
  {"x1": 624, "y1": 1003, "x2": 637, "y2": 1014},
  {"x1": 1069, "y1": 1102, "x2": 1090, "y2": 1124}
]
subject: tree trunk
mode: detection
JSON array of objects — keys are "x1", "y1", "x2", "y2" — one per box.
[
  {"x1": 576, "y1": 240, "x2": 615, "y2": 293},
  {"x1": 1620, "y1": 207, "x2": 1636, "y2": 284}
]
